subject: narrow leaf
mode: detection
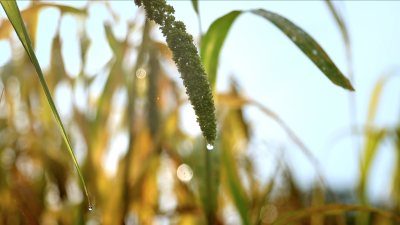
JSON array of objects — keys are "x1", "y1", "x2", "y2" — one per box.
[
  {"x1": 392, "y1": 128, "x2": 400, "y2": 208},
  {"x1": 367, "y1": 74, "x2": 396, "y2": 125},
  {"x1": 201, "y1": 9, "x2": 354, "y2": 91},
  {"x1": 251, "y1": 9, "x2": 354, "y2": 91},
  {"x1": 200, "y1": 11, "x2": 242, "y2": 89},
  {"x1": 359, "y1": 129, "x2": 386, "y2": 205},
  {"x1": 0, "y1": 0, "x2": 91, "y2": 208},
  {"x1": 193, "y1": 138, "x2": 220, "y2": 224},
  {"x1": 221, "y1": 139, "x2": 251, "y2": 225},
  {"x1": 191, "y1": 0, "x2": 199, "y2": 15},
  {"x1": 324, "y1": 1, "x2": 350, "y2": 56}
]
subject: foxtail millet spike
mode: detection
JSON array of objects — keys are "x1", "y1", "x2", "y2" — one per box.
[{"x1": 135, "y1": 0, "x2": 217, "y2": 143}]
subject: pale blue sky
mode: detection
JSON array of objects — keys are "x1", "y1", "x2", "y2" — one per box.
[{"x1": 170, "y1": 1, "x2": 400, "y2": 203}]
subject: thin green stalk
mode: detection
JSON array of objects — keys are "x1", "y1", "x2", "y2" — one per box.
[
  {"x1": 325, "y1": 0, "x2": 359, "y2": 160},
  {"x1": 205, "y1": 144, "x2": 213, "y2": 224}
]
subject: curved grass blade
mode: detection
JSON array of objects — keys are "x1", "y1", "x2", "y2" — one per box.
[
  {"x1": 200, "y1": 11, "x2": 242, "y2": 89},
  {"x1": 324, "y1": 1, "x2": 350, "y2": 64},
  {"x1": 0, "y1": 88, "x2": 4, "y2": 102},
  {"x1": 324, "y1": 1, "x2": 351, "y2": 77},
  {"x1": 251, "y1": 9, "x2": 354, "y2": 91},
  {"x1": 221, "y1": 140, "x2": 251, "y2": 225},
  {"x1": 201, "y1": 9, "x2": 354, "y2": 91},
  {"x1": 357, "y1": 128, "x2": 385, "y2": 225},
  {"x1": 324, "y1": 1, "x2": 352, "y2": 79},
  {"x1": 325, "y1": 1, "x2": 359, "y2": 170},
  {"x1": 367, "y1": 73, "x2": 397, "y2": 124},
  {"x1": 191, "y1": 0, "x2": 199, "y2": 15},
  {"x1": 217, "y1": 93, "x2": 341, "y2": 203},
  {"x1": 191, "y1": 0, "x2": 203, "y2": 39},
  {"x1": 359, "y1": 73, "x2": 398, "y2": 205},
  {"x1": 272, "y1": 204, "x2": 400, "y2": 225},
  {"x1": 0, "y1": 0, "x2": 91, "y2": 209}
]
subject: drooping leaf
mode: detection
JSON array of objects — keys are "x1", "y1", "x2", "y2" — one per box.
[
  {"x1": 250, "y1": 9, "x2": 354, "y2": 91},
  {"x1": 201, "y1": 9, "x2": 354, "y2": 91},
  {"x1": 218, "y1": 93, "x2": 319, "y2": 169},
  {"x1": 217, "y1": 93, "x2": 338, "y2": 205},
  {"x1": 39, "y1": 2, "x2": 87, "y2": 16},
  {"x1": 0, "y1": 0, "x2": 91, "y2": 208}
]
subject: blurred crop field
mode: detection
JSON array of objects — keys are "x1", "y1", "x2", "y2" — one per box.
[{"x1": 0, "y1": 1, "x2": 400, "y2": 225}]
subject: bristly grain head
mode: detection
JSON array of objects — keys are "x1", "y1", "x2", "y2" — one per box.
[{"x1": 135, "y1": 0, "x2": 217, "y2": 143}]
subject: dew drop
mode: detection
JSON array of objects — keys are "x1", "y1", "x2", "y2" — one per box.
[
  {"x1": 312, "y1": 49, "x2": 318, "y2": 55},
  {"x1": 291, "y1": 36, "x2": 297, "y2": 41},
  {"x1": 88, "y1": 206, "x2": 93, "y2": 211},
  {"x1": 177, "y1": 164, "x2": 193, "y2": 182},
  {"x1": 136, "y1": 68, "x2": 146, "y2": 79},
  {"x1": 322, "y1": 67, "x2": 326, "y2": 70},
  {"x1": 206, "y1": 144, "x2": 214, "y2": 150}
]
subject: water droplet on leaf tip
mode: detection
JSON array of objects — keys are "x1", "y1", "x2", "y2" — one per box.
[
  {"x1": 207, "y1": 144, "x2": 214, "y2": 150},
  {"x1": 312, "y1": 49, "x2": 318, "y2": 55},
  {"x1": 88, "y1": 206, "x2": 93, "y2": 211},
  {"x1": 291, "y1": 36, "x2": 297, "y2": 41}
]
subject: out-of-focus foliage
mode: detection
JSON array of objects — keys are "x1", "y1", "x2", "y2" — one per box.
[
  {"x1": 0, "y1": 1, "x2": 399, "y2": 225},
  {"x1": 0, "y1": 0, "x2": 91, "y2": 207}
]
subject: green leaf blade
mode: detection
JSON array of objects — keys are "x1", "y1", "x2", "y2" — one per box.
[
  {"x1": 0, "y1": 0, "x2": 91, "y2": 208},
  {"x1": 251, "y1": 9, "x2": 355, "y2": 91},
  {"x1": 200, "y1": 10, "x2": 242, "y2": 89},
  {"x1": 191, "y1": 0, "x2": 199, "y2": 15},
  {"x1": 221, "y1": 141, "x2": 251, "y2": 225}
]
